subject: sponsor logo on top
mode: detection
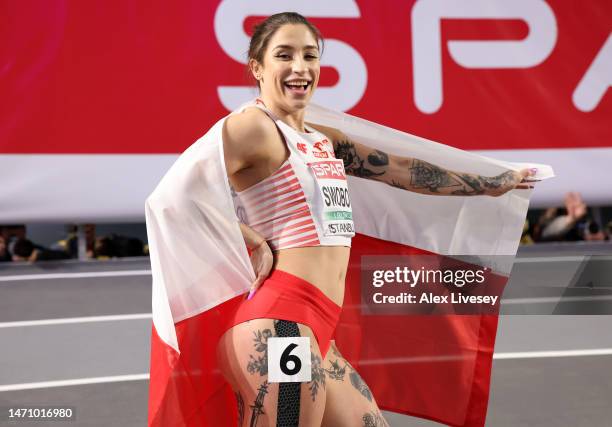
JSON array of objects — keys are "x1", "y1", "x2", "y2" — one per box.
[
  {"x1": 312, "y1": 139, "x2": 332, "y2": 158},
  {"x1": 309, "y1": 161, "x2": 347, "y2": 180},
  {"x1": 297, "y1": 142, "x2": 308, "y2": 155}
]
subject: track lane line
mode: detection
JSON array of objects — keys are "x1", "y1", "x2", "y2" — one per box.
[
  {"x1": 0, "y1": 270, "x2": 151, "y2": 282},
  {"x1": 1, "y1": 349, "x2": 611, "y2": 391},
  {"x1": 357, "y1": 348, "x2": 612, "y2": 366},
  {"x1": 0, "y1": 313, "x2": 152, "y2": 328},
  {"x1": 0, "y1": 374, "x2": 150, "y2": 392}
]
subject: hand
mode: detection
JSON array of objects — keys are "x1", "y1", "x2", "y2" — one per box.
[
  {"x1": 247, "y1": 240, "x2": 273, "y2": 300},
  {"x1": 564, "y1": 192, "x2": 587, "y2": 220},
  {"x1": 484, "y1": 168, "x2": 538, "y2": 197}
]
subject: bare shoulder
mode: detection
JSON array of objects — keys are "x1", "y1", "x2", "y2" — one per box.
[
  {"x1": 223, "y1": 107, "x2": 278, "y2": 175},
  {"x1": 306, "y1": 123, "x2": 347, "y2": 142}
]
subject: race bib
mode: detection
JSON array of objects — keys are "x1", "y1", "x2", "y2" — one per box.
[
  {"x1": 268, "y1": 337, "x2": 312, "y2": 383},
  {"x1": 308, "y1": 159, "x2": 355, "y2": 237}
]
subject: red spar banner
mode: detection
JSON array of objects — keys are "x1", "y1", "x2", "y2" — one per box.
[{"x1": 1, "y1": 0, "x2": 610, "y2": 155}]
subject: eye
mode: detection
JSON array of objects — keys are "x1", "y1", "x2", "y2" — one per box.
[
  {"x1": 305, "y1": 54, "x2": 318, "y2": 60},
  {"x1": 275, "y1": 53, "x2": 291, "y2": 60}
]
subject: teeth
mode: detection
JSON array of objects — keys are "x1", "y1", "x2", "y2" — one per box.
[{"x1": 286, "y1": 81, "x2": 308, "y2": 87}]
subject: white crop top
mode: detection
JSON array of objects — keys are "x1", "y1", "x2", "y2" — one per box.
[{"x1": 230, "y1": 99, "x2": 355, "y2": 251}]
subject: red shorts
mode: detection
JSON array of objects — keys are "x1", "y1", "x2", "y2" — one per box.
[{"x1": 226, "y1": 269, "x2": 342, "y2": 358}]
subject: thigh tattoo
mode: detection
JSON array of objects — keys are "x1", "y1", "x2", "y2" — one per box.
[
  {"x1": 244, "y1": 326, "x2": 274, "y2": 426},
  {"x1": 324, "y1": 359, "x2": 348, "y2": 381},
  {"x1": 309, "y1": 352, "x2": 326, "y2": 401},
  {"x1": 246, "y1": 328, "x2": 273, "y2": 376},
  {"x1": 362, "y1": 410, "x2": 388, "y2": 427},
  {"x1": 325, "y1": 344, "x2": 373, "y2": 402},
  {"x1": 249, "y1": 381, "x2": 270, "y2": 427},
  {"x1": 242, "y1": 321, "x2": 327, "y2": 426},
  {"x1": 235, "y1": 392, "x2": 245, "y2": 426},
  {"x1": 349, "y1": 369, "x2": 373, "y2": 402}
]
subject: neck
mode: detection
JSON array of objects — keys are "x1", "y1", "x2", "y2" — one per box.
[{"x1": 259, "y1": 96, "x2": 307, "y2": 133}]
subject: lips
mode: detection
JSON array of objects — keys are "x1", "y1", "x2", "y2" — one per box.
[{"x1": 284, "y1": 80, "x2": 310, "y2": 95}]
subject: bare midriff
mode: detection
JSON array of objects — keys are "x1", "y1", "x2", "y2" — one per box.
[{"x1": 272, "y1": 245, "x2": 350, "y2": 307}]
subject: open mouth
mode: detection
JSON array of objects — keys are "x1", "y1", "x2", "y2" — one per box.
[{"x1": 284, "y1": 80, "x2": 310, "y2": 95}]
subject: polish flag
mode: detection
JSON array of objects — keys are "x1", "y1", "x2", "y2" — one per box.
[{"x1": 145, "y1": 101, "x2": 553, "y2": 426}]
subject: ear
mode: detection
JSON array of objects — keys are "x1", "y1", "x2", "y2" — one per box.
[{"x1": 249, "y1": 58, "x2": 262, "y2": 81}]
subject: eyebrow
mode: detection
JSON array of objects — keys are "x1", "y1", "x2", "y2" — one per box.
[{"x1": 272, "y1": 44, "x2": 319, "y2": 51}]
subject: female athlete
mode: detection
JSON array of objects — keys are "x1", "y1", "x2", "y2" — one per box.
[{"x1": 216, "y1": 12, "x2": 535, "y2": 427}]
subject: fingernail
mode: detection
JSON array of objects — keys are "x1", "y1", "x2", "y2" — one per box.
[
  {"x1": 530, "y1": 168, "x2": 538, "y2": 174},
  {"x1": 247, "y1": 288, "x2": 256, "y2": 300}
]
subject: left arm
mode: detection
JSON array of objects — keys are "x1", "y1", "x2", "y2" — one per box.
[{"x1": 308, "y1": 124, "x2": 534, "y2": 197}]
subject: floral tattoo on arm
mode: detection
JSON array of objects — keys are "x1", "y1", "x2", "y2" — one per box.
[
  {"x1": 407, "y1": 159, "x2": 516, "y2": 196},
  {"x1": 333, "y1": 137, "x2": 516, "y2": 196},
  {"x1": 334, "y1": 140, "x2": 386, "y2": 179}
]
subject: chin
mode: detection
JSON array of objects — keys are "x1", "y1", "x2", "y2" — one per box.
[{"x1": 285, "y1": 95, "x2": 311, "y2": 110}]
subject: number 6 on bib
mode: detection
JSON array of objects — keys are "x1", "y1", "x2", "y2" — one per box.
[{"x1": 267, "y1": 337, "x2": 311, "y2": 383}]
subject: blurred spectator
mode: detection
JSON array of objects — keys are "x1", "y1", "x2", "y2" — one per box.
[
  {"x1": 584, "y1": 220, "x2": 607, "y2": 241},
  {"x1": 520, "y1": 219, "x2": 534, "y2": 245},
  {"x1": 12, "y1": 238, "x2": 71, "y2": 262},
  {"x1": 1, "y1": 225, "x2": 27, "y2": 255},
  {"x1": 52, "y1": 224, "x2": 96, "y2": 258},
  {"x1": 93, "y1": 234, "x2": 145, "y2": 259},
  {"x1": 0, "y1": 235, "x2": 11, "y2": 262},
  {"x1": 538, "y1": 192, "x2": 588, "y2": 242},
  {"x1": 94, "y1": 236, "x2": 114, "y2": 259}
]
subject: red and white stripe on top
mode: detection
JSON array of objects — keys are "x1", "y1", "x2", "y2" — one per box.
[
  {"x1": 231, "y1": 99, "x2": 354, "y2": 251},
  {"x1": 233, "y1": 159, "x2": 320, "y2": 251}
]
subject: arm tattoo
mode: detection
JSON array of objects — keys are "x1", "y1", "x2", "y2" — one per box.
[
  {"x1": 409, "y1": 159, "x2": 463, "y2": 193},
  {"x1": 451, "y1": 171, "x2": 517, "y2": 195},
  {"x1": 367, "y1": 150, "x2": 388, "y2": 167},
  {"x1": 409, "y1": 159, "x2": 516, "y2": 195},
  {"x1": 451, "y1": 174, "x2": 486, "y2": 195},
  {"x1": 484, "y1": 171, "x2": 516, "y2": 189},
  {"x1": 390, "y1": 180, "x2": 407, "y2": 190},
  {"x1": 334, "y1": 140, "x2": 386, "y2": 178}
]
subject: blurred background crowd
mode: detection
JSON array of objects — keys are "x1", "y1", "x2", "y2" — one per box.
[
  {"x1": 0, "y1": 223, "x2": 148, "y2": 263},
  {"x1": 522, "y1": 192, "x2": 611, "y2": 245},
  {"x1": 1, "y1": 192, "x2": 609, "y2": 265}
]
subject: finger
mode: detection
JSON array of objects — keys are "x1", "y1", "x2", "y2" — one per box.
[
  {"x1": 251, "y1": 271, "x2": 269, "y2": 290},
  {"x1": 246, "y1": 276, "x2": 263, "y2": 300},
  {"x1": 519, "y1": 168, "x2": 538, "y2": 180},
  {"x1": 246, "y1": 284, "x2": 259, "y2": 300},
  {"x1": 252, "y1": 275, "x2": 264, "y2": 290}
]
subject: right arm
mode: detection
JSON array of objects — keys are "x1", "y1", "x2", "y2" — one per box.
[
  {"x1": 224, "y1": 109, "x2": 277, "y2": 296},
  {"x1": 222, "y1": 107, "x2": 277, "y2": 177},
  {"x1": 238, "y1": 222, "x2": 266, "y2": 252},
  {"x1": 239, "y1": 221, "x2": 273, "y2": 298}
]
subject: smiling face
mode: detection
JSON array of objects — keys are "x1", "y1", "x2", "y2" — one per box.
[{"x1": 250, "y1": 24, "x2": 320, "y2": 114}]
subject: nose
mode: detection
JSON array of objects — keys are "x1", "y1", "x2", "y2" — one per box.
[{"x1": 291, "y1": 56, "x2": 307, "y2": 74}]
